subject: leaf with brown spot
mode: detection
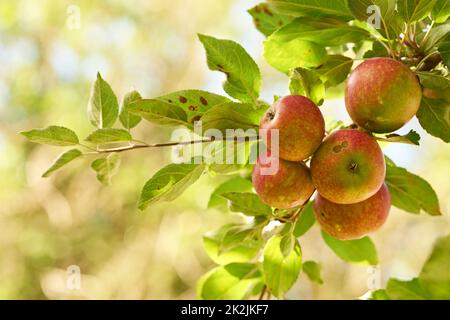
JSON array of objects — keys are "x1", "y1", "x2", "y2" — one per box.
[
  {"x1": 127, "y1": 99, "x2": 189, "y2": 128},
  {"x1": 200, "y1": 96, "x2": 208, "y2": 106},
  {"x1": 248, "y1": 3, "x2": 294, "y2": 36},
  {"x1": 155, "y1": 90, "x2": 230, "y2": 123},
  {"x1": 130, "y1": 90, "x2": 230, "y2": 127}
]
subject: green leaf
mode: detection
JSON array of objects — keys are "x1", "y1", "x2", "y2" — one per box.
[
  {"x1": 315, "y1": 55, "x2": 353, "y2": 87},
  {"x1": 219, "y1": 225, "x2": 261, "y2": 254},
  {"x1": 370, "y1": 289, "x2": 391, "y2": 300},
  {"x1": 196, "y1": 269, "x2": 216, "y2": 299},
  {"x1": 201, "y1": 102, "x2": 265, "y2": 134},
  {"x1": 248, "y1": 3, "x2": 294, "y2": 36},
  {"x1": 85, "y1": 128, "x2": 132, "y2": 143},
  {"x1": 87, "y1": 72, "x2": 119, "y2": 128},
  {"x1": 21, "y1": 126, "x2": 79, "y2": 146},
  {"x1": 289, "y1": 68, "x2": 325, "y2": 105},
  {"x1": 438, "y1": 41, "x2": 450, "y2": 69},
  {"x1": 385, "y1": 157, "x2": 442, "y2": 215},
  {"x1": 268, "y1": 0, "x2": 353, "y2": 20},
  {"x1": 280, "y1": 224, "x2": 296, "y2": 257},
  {"x1": 374, "y1": 235, "x2": 450, "y2": 300},
  {"x1": 280, "y1": 234, "x2": 296, "y2": 258},
  {"x1": 268, "y1": 17, "x2": 370, "y2": 47},
  {"x1": 432, "y1": 0, "x2": 450, "y2": 23},
  {"x1": 302, "y1": 261, "x2": 323, "y2": 284},
  {"x1": 386, "y1": 278, "x2": 429, "y2": 300},
  {"x1": 221, "y1": 192, "x2": 272, "y2": 216},
  {"x1": 264, "y1": 37, "x2": 327, "y2": 72},
  {"x1": 119, "y1": 90, "x2": 142, "y2": 129},
  {"x1": 91, "y1": 153, "x2": 121, "y2": 186},
  {"x1": 138, "y1": 163, "x2": 205, "y2": 210},
  {"x1": 417, "y1": 98, "x2": 450, "y2": 143},
  {"x1": 398, "y1": 0, "x2": 437, "y2": 23},
  {"x1": 208, "y1": 176, "x2": 253, "y2": 208},
  {"x1": 421, "y1": 23, "x2": 450, "y2": 53},
  {"x1": 293, "y1": 202, "x2": 316, "y2": 237},
  {"x1": 390, "y1": 11, "x2": 408, "y2": 38},
  {"x1": 364, "y1": 41, "x2": 390, "y2": 58},
  {"x1": 198, "y1": 34, "x2": 261, "y2": 103},
  {"x1": 321, "y1": 231, "x2": 378, "y2": 265},
  {"x1": 419, "y1": 235, "x2": 450, "y2": 299},
  {"x1": 417, "y1": 71, "x2": 450, "y2": 90},
  {"x1": 382, "y1": 129, "x2": 421, "y2": 145},
  {"x1": 206, "y1": 140, "x2": 254, "y2": 175},
  {"x1": 203, "y1": 225, "x2": 261, "y2": 264},
  {"x1": 326, "y1": 119, "x2": 346, "y2": 132},
  {"x1": 263, "y1": 235, "x2": 302, "y2": 298},
  {"x1": 42, "y1": 149, "x2": 82, "y2": 177},
  {"x1": 127, "y1": 98, "x2": 190, "y2": 128},
  {"x1": 198, "y1": 263, "x2": 262, "y2": 300},
  {"x1": 264, "y1": 17, "x2": 366, "y2": 73}
]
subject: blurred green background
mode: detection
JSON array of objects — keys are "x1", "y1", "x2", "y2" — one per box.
[{"x1": 0, "y1": 0, "x2": 449, "y2": 299}]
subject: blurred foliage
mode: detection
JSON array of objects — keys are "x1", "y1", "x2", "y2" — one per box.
[{"x1": 0, "y1": 0, "x2": 449, "y2": 299}]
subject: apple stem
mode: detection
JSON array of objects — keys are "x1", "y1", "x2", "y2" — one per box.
[{"x1": 258, "y1": 285, "x2": 268, "y2": 300}]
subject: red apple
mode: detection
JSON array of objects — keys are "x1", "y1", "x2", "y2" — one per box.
[
  {"x1": 314, "y1": 184, "x2": 391, "y2": 240},
  {"x1": 260, "y1": 95, "x2": 325, "y2": 162},
  {"x1": 253, "y1": 152, "x2": 315, "y2": 209},
  {"x1": 345, "y1": 58, "x2": 422, "y2": 133},
  {"x1": 310, "y1": 129, "x2": 385, "y2": 204}
]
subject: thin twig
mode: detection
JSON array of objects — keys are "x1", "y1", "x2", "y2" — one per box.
[
  {"x1": 380, "y1": 17, "x2": 396, "y2": 59},
  {"x1": 369, "y1": 34, "x2": 393, "y2": 57},
  {"x1": 83, "y1": 136, "x2": 261, "y2": 155},
  {"x1": 78, "y1": 143, "x2": 97, "y2": 152},
  {"x1": 290, "y1": 207, "x2": 304, "y2": 222}
]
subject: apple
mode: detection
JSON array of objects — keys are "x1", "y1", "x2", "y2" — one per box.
[
  {"x1": 314, "y1": 184, "x2": 391, "y2": 240},
  {"x1": 253, "y1": 152, "x2": 315, "y2": 209},
  {"x1": 260, "y1": 95, "x2": 325, "y2": 161},
  {"x1": 345, "y1": 58, "x2": 422, "y2": 133},
  {"x1": 310, "y1": 129, "x2": 385, "y2": 204}
]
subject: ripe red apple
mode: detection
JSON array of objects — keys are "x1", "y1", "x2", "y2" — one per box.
[
  {"x1": 260, "y1": 95, "x2": 325, "y2": 162},
  {"x1": 252, "y1": 152, "x2": 315, "y2": 209},
  {"x1": 345, "y1": 58, "x2": 422, "y2": 133},
  {"x1": 310, "y1": 129, "x2": 385, "y2": 204},
  {"x1": 314, "y1": 184, "x2": 391, "y2": 240}
]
